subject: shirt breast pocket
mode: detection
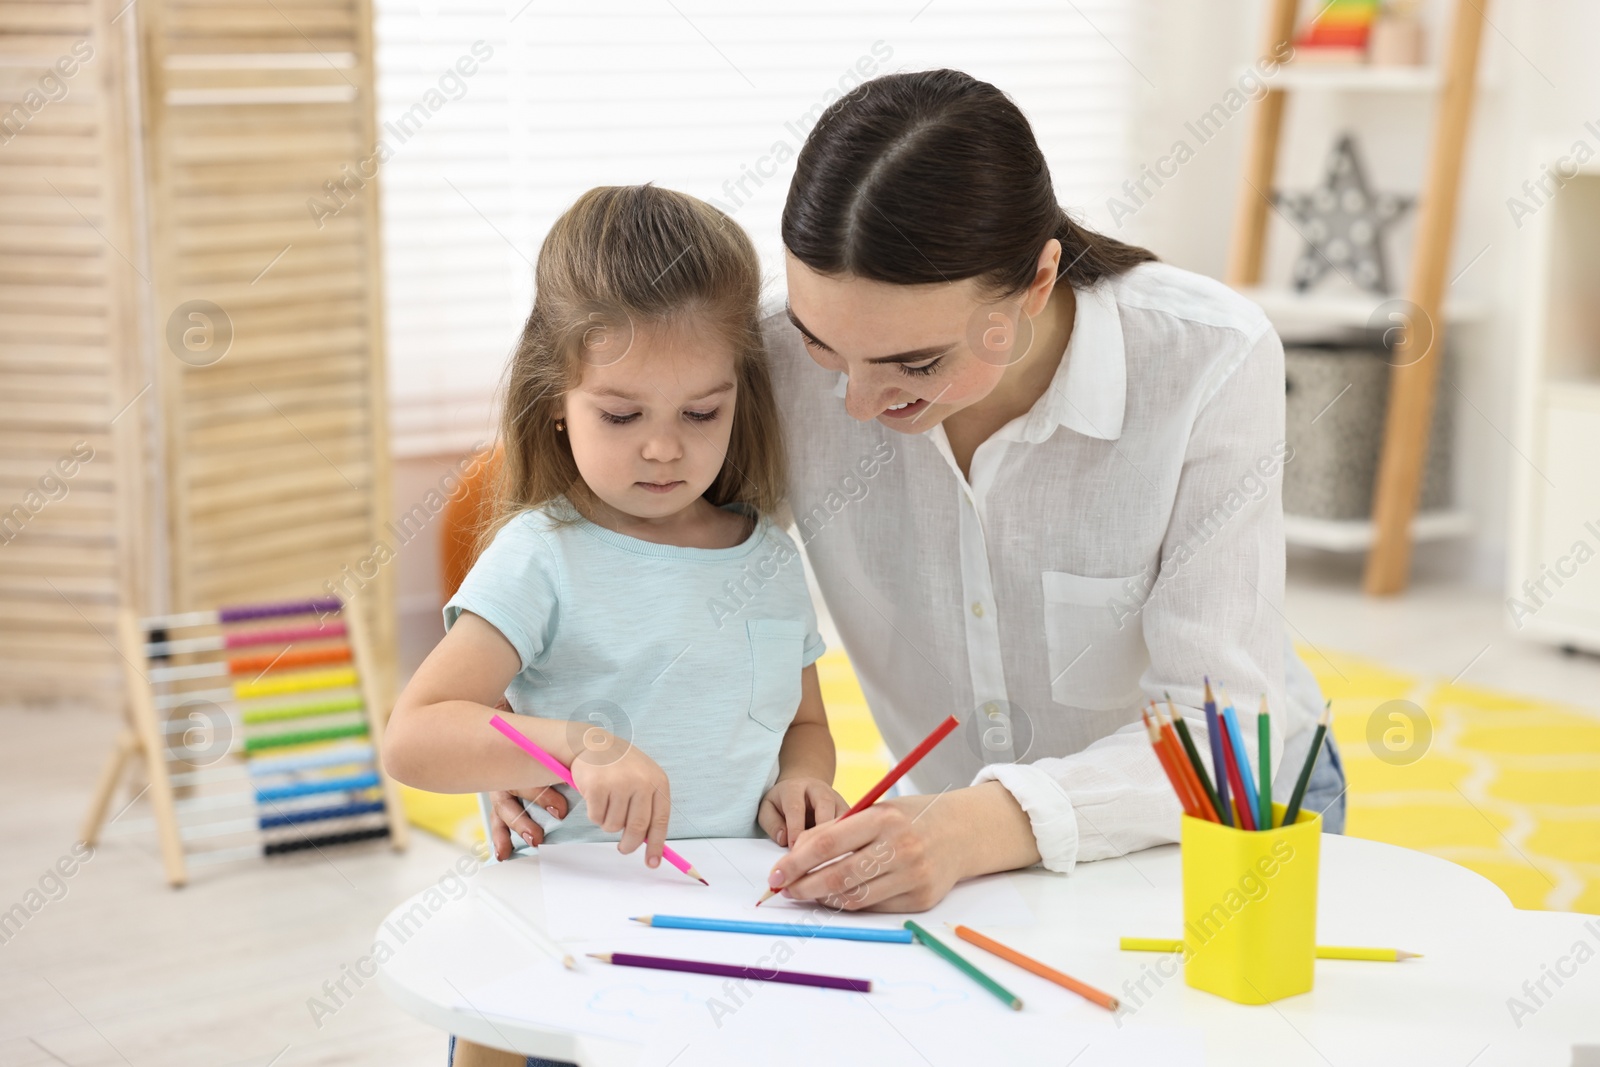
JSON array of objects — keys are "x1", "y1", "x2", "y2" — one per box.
[
  {"x1": 747, "y1": 618, "x2": 805, "y2": 732},
  {"x1": 1042, "y1": 571, "x2": 1148, "y2": 712}
]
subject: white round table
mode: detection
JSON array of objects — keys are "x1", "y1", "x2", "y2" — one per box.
[{"x1": 379, "y1": 835, "x2": 1600, "y2": 1066}]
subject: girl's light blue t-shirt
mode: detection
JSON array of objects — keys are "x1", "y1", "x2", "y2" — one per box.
[{"x1": 444, "y1": 502, "x2": 825, "y2": 842}]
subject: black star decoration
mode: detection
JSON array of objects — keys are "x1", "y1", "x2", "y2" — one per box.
[{"x1": 1274, "y1": 133, "x2": 1414, "y2": 295}]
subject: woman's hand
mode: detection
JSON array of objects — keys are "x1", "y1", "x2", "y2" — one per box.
[
  {"x1": 570, "y1": 735, "x2": 674, "y2": 868},
  {"x1": 768, "y1": 794, "x2": 960, "y2": 911},
  {"x1": 486, "y1": 786, "x2": 570, "y2": 861},
  {"x1": 764, "y1": 782, "x2": 1041, "y2": 912},
  {"x1": 758, "y1": 776, "x2": 848, "y2": 847}
]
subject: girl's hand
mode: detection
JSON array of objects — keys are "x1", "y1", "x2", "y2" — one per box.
[
  {"x1": 570, "y1": 735, "x2": 674, "y2": 868},
  {"x1": 483, "y1": 698, "x2": 571, "y2": 862},
  {"x1": 759, "y1": 777, "x2": 849, "y2": 848},
  {"x1": 487, "y1": 786, "x2": 570, "y2": 861},
  {"x1": 758, "y1": 780, "x2": 851, "y2": 844}
]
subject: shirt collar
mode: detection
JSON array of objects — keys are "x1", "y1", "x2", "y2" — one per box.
[{"x1": 1022, "y1": 281, "x2": 1127, "y2": 443}]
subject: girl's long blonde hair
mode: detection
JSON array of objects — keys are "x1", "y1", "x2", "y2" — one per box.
[{"x1": 487, "y1": 185, "x2": 786, "y2": 547}]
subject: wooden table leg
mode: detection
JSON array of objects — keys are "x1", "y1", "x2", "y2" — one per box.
[{"x1": 451, "y1": 1038, "x2": 531, "y2": 1067}]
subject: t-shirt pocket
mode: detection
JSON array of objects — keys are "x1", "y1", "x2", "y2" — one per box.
[
  {"x1": 1042, "y1": 570, "x2": 1148, "y2": 712},
  {"x1": 747, "y1": 618, "x2": 805, "y2": 732}
]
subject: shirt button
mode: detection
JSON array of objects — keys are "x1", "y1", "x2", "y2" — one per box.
[{"x1": 971, "y1": 602, "x2": 985, "y2": 618}]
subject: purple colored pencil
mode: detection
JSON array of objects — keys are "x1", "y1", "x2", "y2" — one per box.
[
  {"x1": 587, "y1": 952, "x2": 871, "y2": 993},
  {"x1": 1203, "y1": 678, "x2": 1233, "y2": 827}
]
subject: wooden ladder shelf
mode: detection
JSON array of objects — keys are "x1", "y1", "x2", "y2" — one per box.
[{"x1": 1226, "y1": 0, "x2": 1490, "y2": 595}]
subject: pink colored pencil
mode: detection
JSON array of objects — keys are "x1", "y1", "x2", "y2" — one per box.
[{"x1": 489, "y1": 714, "x2": 707, "y2": 885}]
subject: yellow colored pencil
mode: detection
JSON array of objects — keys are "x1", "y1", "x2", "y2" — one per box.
[
  {"x1": 1120, "y1": 937, "x2": 1420, "y2": 961},
  {"x1": 1318, "y1": 945, "x2": 1423, "y2": 962}
]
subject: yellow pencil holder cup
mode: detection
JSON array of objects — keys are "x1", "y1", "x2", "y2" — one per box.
[{"x1": 1180, "y1": 803, "x2": 1321, "y2": 1005}]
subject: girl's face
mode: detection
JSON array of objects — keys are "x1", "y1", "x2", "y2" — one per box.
[
  {"x1": 562, "y1": 318, "x2": 738, "y2": 525},
  {"x1": 782, "y1": 243, "x2": 1059, "y2": 432}
]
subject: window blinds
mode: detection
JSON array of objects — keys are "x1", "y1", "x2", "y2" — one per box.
[{"x1": 373, "y1": 1, "x2": 1136, "y2": 456}]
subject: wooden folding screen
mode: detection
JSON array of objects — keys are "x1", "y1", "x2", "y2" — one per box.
[
  {"x1": 0, "y1": 0, "x2": 146, "y2": 703},
  {"x1": 1, "y1": 0, "x2": 395, "y2": 706}
]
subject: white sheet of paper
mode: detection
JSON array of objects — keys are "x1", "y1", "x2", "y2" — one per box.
[
  {"x1": 457, "y1": 838, "x2": 1199, "y2": 1064},
  {"x1": 534, "y1": 837, "x2": 1034, "y2": 940}
]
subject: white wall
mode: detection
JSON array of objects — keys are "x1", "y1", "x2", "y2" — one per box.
[
  {"x1": 391, "y1": 0, "x2": 1598, "y2": 660},
  {"x1": 375, "y1": 0, "x2": 1141, "y2": 458},
  {"x1": 1121, "y1": 0, "x2": 1600, "y2": 589}
]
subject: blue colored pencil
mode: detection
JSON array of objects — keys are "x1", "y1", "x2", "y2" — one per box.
[
  {"x1": 1221, "y1": 694, "x2": 1260, "y2": 825},
  {"x1": 1202, "y1": 678, "x2": 1233, "y2": 827},
  {"x1": 632, "y1": 914, "x2": 913, "y2": 943}
]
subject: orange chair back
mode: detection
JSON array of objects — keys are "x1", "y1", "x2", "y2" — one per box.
[{"x1": 440, "y1": 446, "x2": 503, "y2": 602}]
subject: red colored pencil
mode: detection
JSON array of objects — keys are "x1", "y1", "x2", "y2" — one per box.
[
  {"x1": 1218, "y1": 722, "x2": 1257, "y2": 830},
  {"x1": 1143, "y1": 709, "x2": 1200, "y2": 818},
  {"x1": 1156, "y1": 704, "x2": 1218, "y2": 822},
  {"x1": 844, "y1": 714, "x2": 960, "y2": 817},
  {"x1": 756, "y1": 713, "x2": 960, "y2": 905}
]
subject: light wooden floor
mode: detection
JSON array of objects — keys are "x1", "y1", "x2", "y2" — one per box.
[
  {"x1": 4, "y1": 560, "x2": 1598, "y2": 1065},
  {"x1": 0, "y1": 701, "x2": 465, "y2": 1067}
]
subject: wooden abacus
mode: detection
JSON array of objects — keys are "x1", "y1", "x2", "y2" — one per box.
[{"x1": 81, "y1": 597, "x2": 408, "y2": 886}]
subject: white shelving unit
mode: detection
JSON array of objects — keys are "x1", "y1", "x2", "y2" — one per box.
[
  {"x1": 1228, "y1": 0, "x2": 1489, "y2": 586},
  {"x1": 1285, "y1": 510, "x2": 1471, "y2": 552},
  {"x1": 1236, "y1": 80, "x2": 1482, "y2": 555},
  {"x1": 1251, "y1": 62, "x2": 1441, "y2": 93},
  {"x1": 1237, "y1": 285, "x2": 1484, "y2": 334},
  {"x1": 1508, "y1": 160, "x2": 1600, "y2": 652},
  {"x1": 1248, "y1": 276, "x2": 1479, "y2": 555}
]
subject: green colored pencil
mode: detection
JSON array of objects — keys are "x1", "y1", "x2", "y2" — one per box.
[
  {"x1": 1281, "y1": 701, "x2": 1332, "y2": 826},
  {"x1": 1257, "y1": 697, "x2": 1272, "y2": 830},
  {"x1": 1165, "y1": 692, "x2": 1225, "y2": 827},
  {"x1": 903, "y1": 919, "x2": 1022, "y2": 1011}
]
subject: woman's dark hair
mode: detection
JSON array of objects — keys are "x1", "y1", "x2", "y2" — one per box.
[{"x1": 782, "y1": 69, "x2": 1156, "y2": 295}]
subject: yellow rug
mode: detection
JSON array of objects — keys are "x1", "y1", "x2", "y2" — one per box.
[
  {"x1": 1303, "y1": 645, "x2": 1600, "y2": 914},
  {"x1": 402, "y1": 647, "x2": 1600, "y2": 915}
]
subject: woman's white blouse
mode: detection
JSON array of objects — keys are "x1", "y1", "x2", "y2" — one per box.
[{"x1": 765, "y1": 261, "x2": 1326, "y2": 873}]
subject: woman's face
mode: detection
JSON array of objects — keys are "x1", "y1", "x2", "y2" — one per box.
[{"x1": 783, "y1": 242, "x2": 1059, "y2": 432}]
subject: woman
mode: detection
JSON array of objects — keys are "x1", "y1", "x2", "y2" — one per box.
[{"x1": 483, "y1": 69, "x2": 1344, "y2": 915}]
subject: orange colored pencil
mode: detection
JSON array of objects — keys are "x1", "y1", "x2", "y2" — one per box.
[
  {"x1": 1142, "y1": 708, "x2": 1200, "y2": 818},
  {"x1": 948, "y1": 924, "x2": 1120, "y2": 1012},
  {"x1": 1153, "y1": 703, "x2": 1201, "y2": 813},
  {"x1": 1156, "y1": 704, "x2": 1218, "y2": 822}
]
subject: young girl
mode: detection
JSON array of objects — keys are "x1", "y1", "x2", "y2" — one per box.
[{"x1": 383, "y1": 185, "x2": 847, "y2": 877}]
